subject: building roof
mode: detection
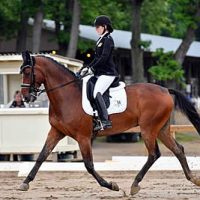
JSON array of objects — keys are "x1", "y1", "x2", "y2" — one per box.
[
  {"x1": 79, "y1": 25, "x2": 200, "y2": 58},
  {"x1": 0, "y1": 53, "x2": 83, "y2": 74},
  {"x1": 30, "y1": 18, "x2": 200, "y2": 58}
]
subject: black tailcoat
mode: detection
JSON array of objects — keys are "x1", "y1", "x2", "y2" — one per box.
[{"x1": 89, "y1": 33, "x2": 118, "y2": 76}]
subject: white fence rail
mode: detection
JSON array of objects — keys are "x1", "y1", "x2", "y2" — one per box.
[{"x1": 0, "y1": 108, "x2": 79, "y2": 158}]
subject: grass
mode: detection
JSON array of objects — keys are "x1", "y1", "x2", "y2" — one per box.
[
  {"x1": 175, "y1": 132, "x2": 200, "y2": 142},
  {"x1": 94, "y1": 132, "x2": 200, "y2": 143}
]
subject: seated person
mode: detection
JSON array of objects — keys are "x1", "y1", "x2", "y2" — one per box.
[{"x1": 9, "y1": 90, "x2": 25, "y2": 108}]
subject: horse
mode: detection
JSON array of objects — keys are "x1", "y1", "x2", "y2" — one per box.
[{"x1": 19, "y1": 51, "x2": 200, "y2": 195}]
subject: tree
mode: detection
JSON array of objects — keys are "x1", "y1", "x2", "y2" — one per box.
[
  {"x1": 45, "y1": 0, "x2": 73, "y2": 55},
  {"x1": 32, "y1": 0, "x2": 44, "y2": 53},
  {"x1": 66, "y1": 0, "x2": 80, "y2": 58},
  {"x1": 141, "y1": 0, "x2": 174, "y2": 36},
  {"x1": 81, "y1": 0, "x2": 131, "y2": 30},
  {"x1": 173, "y1": 0, "x2": 200, "y2": 64},
  {"x1": 130, "y1": 0, "x2": 145, "y2": 83},
  {"x1": 16, "y1": 0, "x2": 31, "y2": 53},
  {"x1": 148, "y1": 0, "x2": 200, "y2": 89},
  {"x1": 0, "y1": 0, "x2": 19, "y2": 40}
]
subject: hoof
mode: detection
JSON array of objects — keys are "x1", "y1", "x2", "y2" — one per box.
[
  {"x1": 110, "y1": 181, "x2": 119, "y2": 191},
  {"x1": 130, "y1": 185, "x2": 140, "y2": 195},
  {"x1": 191, "y1": 178, "x2": 200, "y2": 186},
  {"x1": 19, "y1": 183, "x2": 29, "y2": 191}
]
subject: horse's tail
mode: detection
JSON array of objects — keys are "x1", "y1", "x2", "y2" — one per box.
[{"x1": 169, "y1": 88, "x2": 200, "y2": 135}]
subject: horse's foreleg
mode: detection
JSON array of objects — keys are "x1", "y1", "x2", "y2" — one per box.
[
  {"x1": 79, "y1": 138, "x2": 119, "y2": 191},
  {"x1": 131, "y1": 139, "x2": 161, "y2": 195},
  {"x1": 19, "y1": 127, "x2": 64, "y2": 191}
]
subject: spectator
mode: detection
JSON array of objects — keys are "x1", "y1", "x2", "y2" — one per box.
[{"x1": 9, "y1": 90, "x2": 25, "y2": 108}]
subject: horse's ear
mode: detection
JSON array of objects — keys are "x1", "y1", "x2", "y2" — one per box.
[{"x1": 22, "y1": 51, "x2": 33, "y2": 66}]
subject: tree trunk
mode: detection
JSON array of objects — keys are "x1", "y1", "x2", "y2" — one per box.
[
  {"x1": 32, "y1": 1, "x2": 44, "y2": 53},
  {"x1": 130, "y1": 0, "x2": 145, "y2": 83},
  {"x1": 174, "y1": 27, "x2": 195, "y2": 65},
  {"x1": 16, "y1": 0, "x2": 29, "y2": 53},
  {"x1": 174, "y1": 6, "x2": 200, "y2": 65},
  {"x1": 66, "y1": 0, "x2": 80, "y2": 58},
  {"x1": 16, "y1": 15, "x2": 28, "y2": 53}
]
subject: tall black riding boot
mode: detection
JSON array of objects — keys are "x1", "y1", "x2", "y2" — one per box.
[{"x1": 95, "y1": 92, "x2": 112, "y2": 130}]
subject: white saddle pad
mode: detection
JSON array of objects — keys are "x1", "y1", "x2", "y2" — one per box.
[{"x1": 82, "y1": 75, "x2": 127, "y2": 116}]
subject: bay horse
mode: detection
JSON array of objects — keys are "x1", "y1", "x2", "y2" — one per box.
[{"x1": 19, "y1": 51, "x2": 200, "y2": 195}]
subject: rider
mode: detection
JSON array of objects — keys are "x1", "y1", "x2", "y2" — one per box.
[{"x1": 81, "y1": 15, "x2": 119, "y2": 130}]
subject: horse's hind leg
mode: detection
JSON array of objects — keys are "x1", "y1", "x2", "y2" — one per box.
[
  {"x1": 78, "y1": 137, "x2": 119, "y2": 191},
  {"x1": 19, "y1": 127, "x2": 64, "y2": 191},
  {"x1": 130, "y1": 131, "x2": 161, "y2": 195},
  {"x1": 158, "y1": 125, "x2": 200, "y2": 187}
]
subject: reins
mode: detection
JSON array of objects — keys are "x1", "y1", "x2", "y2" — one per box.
[
  {"x1": 38, "y1": 78, "x2": 81, "y2": 95},
  {"x1": 37, "y1": 72, "x2": 90, "y2": 95},
  {"x1": 20, "y1": 52, "x2": 89, "y2": 97}
]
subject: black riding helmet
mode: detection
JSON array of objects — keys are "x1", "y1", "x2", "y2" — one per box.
[{"x1": 94, "y1": 15, "x2": 113, "y2": 33}]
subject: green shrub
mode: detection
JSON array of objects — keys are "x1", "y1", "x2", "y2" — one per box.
[{"x1": 148, "y1": 48, "x2": 185, "y2": 87}]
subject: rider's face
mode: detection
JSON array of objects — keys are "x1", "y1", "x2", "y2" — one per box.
[{"x1": 95, "y1": 25, "x2": 105, "y2": 35}]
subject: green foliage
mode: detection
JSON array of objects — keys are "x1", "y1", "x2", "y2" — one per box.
[
  {"x1": 78, "y1": 38, "x2": 95, "y2": 53},
  {"x1": 0, "y1": 0, "x2": 199, "y2": 53},
  {"x1": 80, "y1": 0, "x2": 131, "y2": 30},
  {"x1": 45, "y1": 0, "x2": 71, "y2": 22},
  {"x1": 78, "y1": 0, "x2": 132, "y2": 51},
  {"x1": 167, "y1": 0, "x2": 200, "y2": 38},
  {"x1": 148, "y1": 48, "x2": 185, "y2": 85},
  {"x1": 142, "y1": 0, "x2": 200, "y2": 39},
  {"x1": 0, "y1": 0, "x2": 20, "y2": 39},
  {"x1": 142, "y1": 0, "x2": 174, "y2": 35},
  {"x1": 0, "y1": 0, "x2": 46, "y2": 40},
  {"x1": 139, "y1": 40, "x2": 151, "y2": 50},
  {"x1": 44, "y1": 0, "x2": 72, "y2": 48},
  {"x1": 57, "y1": 31, "x2": 70, "y2": 44}
]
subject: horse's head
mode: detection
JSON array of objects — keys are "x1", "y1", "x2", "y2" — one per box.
[{"x1": 20, "y1": 51, "x2": 44, "y2": 103}]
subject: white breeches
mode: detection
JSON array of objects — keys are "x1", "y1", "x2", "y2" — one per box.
[{"x1": 93, "y1": 75, "x2": 115, "y2": 98}]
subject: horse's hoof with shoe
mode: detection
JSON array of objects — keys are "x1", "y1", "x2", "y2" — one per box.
[
  {"x1": 130, "y1": 184, "x2": 140, "y2": 195},
  {"x1": 191, "y1": 177, "x2": 200, "y2": 186},
  {"x1": 19, "y1": 183, "x2": 29, "y2": 191},
  {"x1": 110, "y1": 181, "x2": 119, "y2": 191}
]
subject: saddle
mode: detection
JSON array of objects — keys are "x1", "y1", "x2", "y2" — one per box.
[
  {"x1": 82, "y1": 75, "x2": 127, "y2": 116},
  {"x1": 86, "y1": 76, "x2": 120, "y2": 110}
]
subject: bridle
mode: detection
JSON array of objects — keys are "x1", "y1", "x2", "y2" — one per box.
[
  {"x1": 20, "y1": 57, "x2": 39, "y2": 101},
  {"x1": 20, "y1": 56, "x2": 82, "y2": 101}
]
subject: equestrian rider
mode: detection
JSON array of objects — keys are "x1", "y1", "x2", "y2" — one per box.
[{"x1": 81, "y1": 15, "x2": 119, "y2": 130}]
